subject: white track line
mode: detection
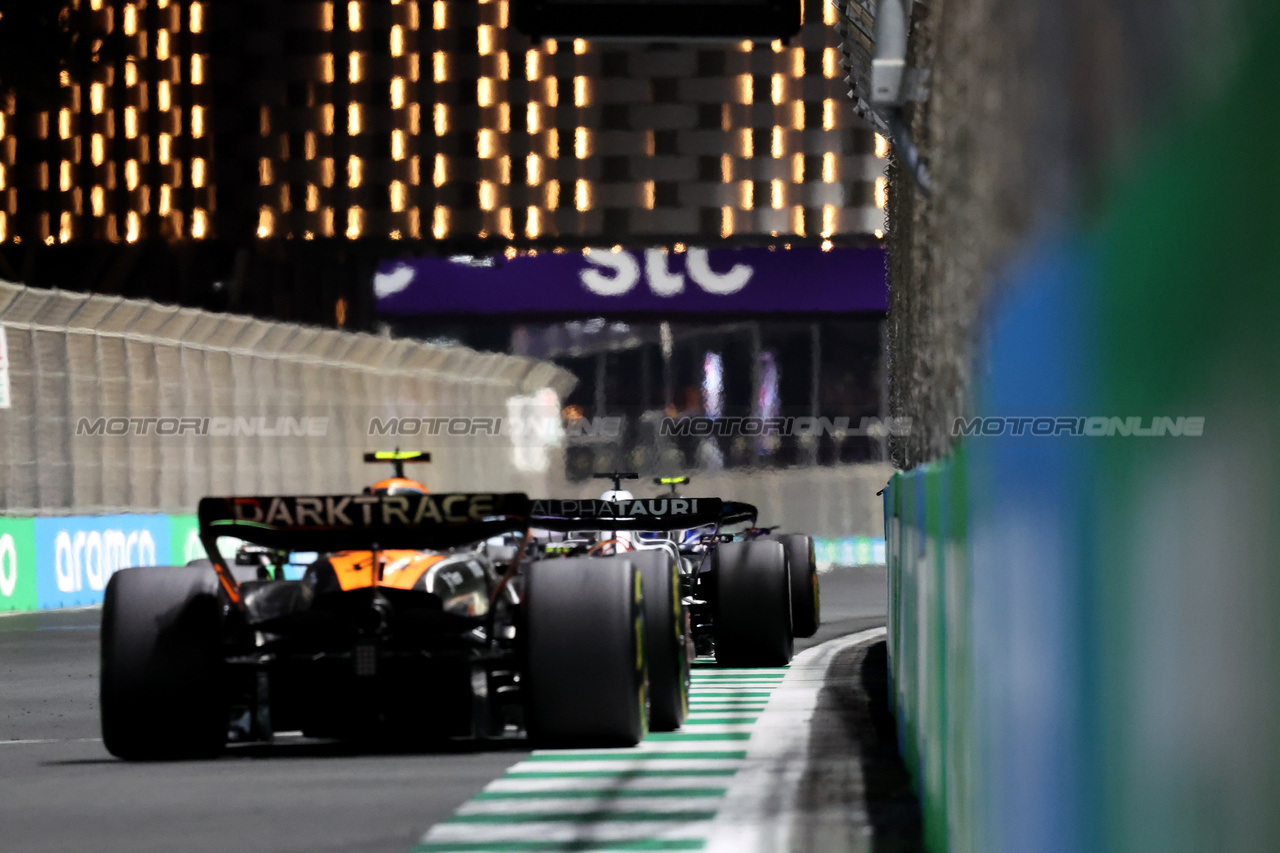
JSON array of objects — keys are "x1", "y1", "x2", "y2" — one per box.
[
  {"x1": 0, "y1": 604, "x2": 102, "y2": 618},
  {"x1": 484, "y1": 775, "x2": 735, "y2": 793},
  {"x1": 453, "y1": 796, "x2": 725, "y2": 816},
  {"x1": 0, "y1": 737, "x2": 103, "y2": 745},
  {"x1": 494, "y1": 758, "x2": 747, "y2": 775},
  {"x1": 422, "y1": 822, "x2": 716, "y2": 846},
  {"x1": 704, "y1": 627, "x2": 887, "y2": 853}
]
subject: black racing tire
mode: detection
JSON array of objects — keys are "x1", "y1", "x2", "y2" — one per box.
[
  {"x1": 630, "y1": 549, "x2": 690, "y2": 731},
  {"x1": 770, "y1": 534, "x2": 820, "y2": 639},
  {"x1": 713, "y1": 540, "x2": 794, "y2": 667},
  {"x1": 101, "y1": 566, "x2": 228, "y2": 760},
  {"x1": 524, "y1": 556, "x2": 648, "y2": 747}
]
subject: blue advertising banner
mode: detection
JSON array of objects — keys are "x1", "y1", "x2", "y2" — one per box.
[
  {"x1": 33, "y1": 514, "x2": 171, "y2": 610},
  {"x1": 374, "y1": 245, "x2": 887, "y2": 315}
]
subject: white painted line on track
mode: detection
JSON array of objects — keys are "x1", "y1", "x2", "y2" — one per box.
[
  {"x1": 0, "y1": 737, "x2": 103, "y2": 745},
  {"x1": 422, "y1": 821, "x2": 715, "y2": 846},
  {"x1": 687, "y1": 707, "x2": 768, "y2": 712},
  {"x1": 495, "y1": 759, "x2": 748, "y2": 776},
  {"x1": 650, "y1": 724, "x2": 754, "y2": 735},
  {"x1": 0, "y1": 604, "x2": 102, "y2": 618},
  {"x1": 454, "y1": 796, "x2": 725, "y2": 816},
  {"x1": 484, "y1": 775, "x2": 735, "y2": 793},
  {"x1": 541, "y1": 742, "x2": 749, "y2": 755},
  {"x1": 704, "y1": 626, "x2": 887, "y2": 853}
]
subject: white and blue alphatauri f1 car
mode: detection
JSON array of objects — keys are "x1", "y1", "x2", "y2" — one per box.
[{"x1": 526, "y1": 473, "x2": 821, "y2": 731}]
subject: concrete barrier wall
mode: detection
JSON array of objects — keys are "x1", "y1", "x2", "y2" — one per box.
[{"x1": 0, "y1": 281, "x2": 577, "y2": 514}]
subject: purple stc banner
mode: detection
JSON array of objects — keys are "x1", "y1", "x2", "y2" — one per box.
[{"x1": 374, "y1": 246, "x2": 886, "y2": 315}]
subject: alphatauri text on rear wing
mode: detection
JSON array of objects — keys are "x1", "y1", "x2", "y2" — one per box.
[{"x1": 530, "y1": 497, "x2": 730, "y2": 532}]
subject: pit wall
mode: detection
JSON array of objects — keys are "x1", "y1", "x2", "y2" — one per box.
[
  {"x1": 883, "y1": 6, "x2": 1280, "y2": 852},
  {"x1": 0, "y1": 513, "x2": 206, "y2": 612}
]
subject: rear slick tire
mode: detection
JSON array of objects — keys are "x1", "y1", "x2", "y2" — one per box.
[
  {"x1": 100, "y1": 566, "x2": 228, "y2": 761},
  {"x1": 630, "y1": 549, "x2": 689, "y2": 731},
  {"x1": 713, "y1": 540, "x2": 793, "y2": 668},
  {"x1": 769, "y1": 534, "x2": 820, "y2": 639},
  {"x1": 524, "y1": 556, "x2": 648, "y2": 747}
]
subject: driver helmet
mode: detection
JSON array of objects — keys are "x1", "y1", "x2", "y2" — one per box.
[{"x1": 367, "y1": 477, "x2": 430, "y2": 495}]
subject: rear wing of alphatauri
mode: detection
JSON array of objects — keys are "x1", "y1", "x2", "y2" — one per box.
[
  {"x1": 530, "y1": 497, "x2": 732, "y2": 533},
  {"x1": 197, "y1": 492, "x2": 531, "y2": 606},
  {"x1": 719, "y1": 501, "x2": 759, "y2": 529}
]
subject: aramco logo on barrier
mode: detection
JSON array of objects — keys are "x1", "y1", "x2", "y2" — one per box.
[
  {"x1": 54, "y1": 528, "x2": 157, "y2": 593},
  {"x1": 579, "y1": 248, "x2": 752, "y2": 297}
]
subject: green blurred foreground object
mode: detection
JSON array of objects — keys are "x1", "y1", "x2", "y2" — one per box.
[{"x1": 882, "y1": 2, "x2": 1280, "y2": 853}]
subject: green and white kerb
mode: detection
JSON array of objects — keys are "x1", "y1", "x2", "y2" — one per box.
[{"x1": 414, "y1": 664, "x2": 788, "y2": 853}]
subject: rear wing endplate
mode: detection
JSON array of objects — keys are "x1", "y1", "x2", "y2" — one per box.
[{"x1": 720, "y1": 501, "x2": 759, "y2": 529}]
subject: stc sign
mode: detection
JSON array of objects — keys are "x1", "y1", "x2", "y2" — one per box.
[
  {"x1": 578, "y1": 248, "x2": 753, "y2": 296},
  {"x1": 374, "y1": 245, "x2": 887, "y2": 315}
]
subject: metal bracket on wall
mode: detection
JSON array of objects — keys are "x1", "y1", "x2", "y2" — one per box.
[{"x1": 832, "y1": 0, "x2": 934, "y2": 196}]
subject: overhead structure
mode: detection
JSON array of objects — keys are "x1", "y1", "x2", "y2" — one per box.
[{"x1": 514, "y1": 0, "x2": 802, "y2": 40}]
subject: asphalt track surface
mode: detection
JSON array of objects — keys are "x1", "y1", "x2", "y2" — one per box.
[{"x1": 0, "y1": 566, "x2": 887, "y2": 853}]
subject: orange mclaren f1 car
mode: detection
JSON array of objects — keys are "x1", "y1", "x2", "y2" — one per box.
[{"x1": 98, "y1": 452, "x2": 652, "y2": 759}]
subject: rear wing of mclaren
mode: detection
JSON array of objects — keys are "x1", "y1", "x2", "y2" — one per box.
[
  {"x1": 197, "y1": 492, "x2": 531, "y2": 605},
  {"x1": 530, "y1": 497, "x2": 740, "y2": 532}
]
